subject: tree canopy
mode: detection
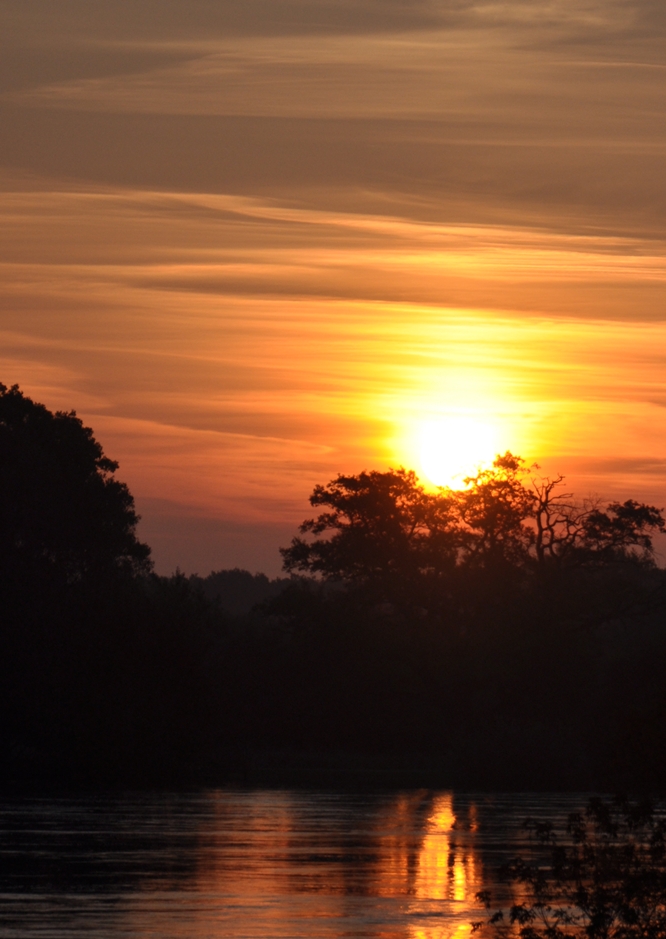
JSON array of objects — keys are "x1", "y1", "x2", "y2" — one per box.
[
  {"x1": 280, "y1": 467, "x2": 458, "y2": 584},
  {"x1": 281, "y1": 454, "x2": 665, "y2": 588},
  {"x1": 0, "y1": 382, "x2": 151, "y2": 585}
]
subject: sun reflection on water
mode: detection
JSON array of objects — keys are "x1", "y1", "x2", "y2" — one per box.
[
  {"x1": 372, "y1": 792, "x2": 481, "y2": 937},
  {"x1": 411, "y1": 925, "x2": 473, "y2": 939},
  {"x1": 414, "y1": 795, "x2": 477, "y2": 903},
  {"x1": 120, "y1": 790, "x2": 483, "y2": 939}
]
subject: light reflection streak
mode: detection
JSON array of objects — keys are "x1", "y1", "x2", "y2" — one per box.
[
  {"x1": 413, "y1": 795, "x2": 478, "y2": 903},
  {"x1": 126, "y1": 791, "x2": 484, "y2": 938}
]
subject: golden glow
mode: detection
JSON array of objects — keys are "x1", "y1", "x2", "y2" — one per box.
[
  {"x1": 411, "y1": 926, "x2": 473, "y2": 939},
  {"x1": 4, "y1": 183, "x2": 665, "y2": 577},
  {"x1": 2, "y1": 0, "x2": 666, "y2": 573},
  {"x1": 418, "y1": 415, "x2": 501, "y2": 487},
  {"x1": 415, "y1": 796, "x2": 456, "y2": 901},
  {"x1": 413, "y1": 794, "x2": 478, "y2": 905}
]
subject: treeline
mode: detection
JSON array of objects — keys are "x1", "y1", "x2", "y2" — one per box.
[{"x1": 2, "y1": 382, "x2": 666, "y2": 790}]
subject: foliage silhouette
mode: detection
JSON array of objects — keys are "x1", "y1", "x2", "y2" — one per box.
[
  {"x1": 532, "y1": 474, "x2": 665, "y2": 570},
  {"x1": 0, "y1": 382, "x2": 151, "y2": 585},
  {"x1": 474, "y1": 796, "x2": 666, "y2": 938},
  {"x1": 2, "y1": 383, "x2": 666, "y2": 789},
  {"x1": 455, "y1": 452, "x2": 535, "y2": 567},
  {"x1": 280, "y1": 466, "x2": 459, "y2": 585},
  {"x1": 280, "y1": 455, "x2": 665, "y2": 626}
]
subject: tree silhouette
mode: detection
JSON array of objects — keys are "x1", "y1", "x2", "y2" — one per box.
[
  {"x1": 280, "y1": 467, "x2": 459, "y2": 587},
  {"x1": 456, "y1": 452, "x2": 536, "y2": 567},
  {"x1": 581, "y1": 499, "x2": 665, "y2": 563},
  {"x1": 0, "y1": 383, "x2": 151, "y2": 586},
  {"x1": 281, "y1": 455, "x2": 664, "y2": 594},
  {"x1": 532, "y1": 475, "x2": 665, "y2": 570}
]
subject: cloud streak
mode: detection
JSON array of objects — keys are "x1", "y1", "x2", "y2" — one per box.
[{"x1": 0, "y1": 0, "x2": 665, "y2": 572}]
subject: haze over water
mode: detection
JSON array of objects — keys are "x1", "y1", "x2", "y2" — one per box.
[
  {"x1": 1, "y1": 1, "x2": 665, "y2": 573},
  {"x1": 0, "y1": 790, "x2": 585, "y2": 939}
]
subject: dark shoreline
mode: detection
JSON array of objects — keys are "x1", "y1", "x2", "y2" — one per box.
[{"x1": 0, "y1": 748, "x2": 640, "y2": 795}]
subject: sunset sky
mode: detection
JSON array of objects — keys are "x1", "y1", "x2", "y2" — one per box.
[{"x1": 1, "y1": 0, "x2": 665, "y2": 574}]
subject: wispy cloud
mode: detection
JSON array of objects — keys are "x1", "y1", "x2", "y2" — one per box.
[
  {"x1": 1, "y1": 181, "x2": 665, "y2": 545},
  {"x1": 1, "y1": 0, "x2": 665, "y2": 572}
]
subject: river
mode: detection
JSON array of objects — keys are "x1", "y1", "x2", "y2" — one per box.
[{"x1": 0, "y1": 791, "x2": 588, "y2": 938}]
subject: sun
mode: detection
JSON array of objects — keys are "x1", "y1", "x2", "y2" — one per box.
[{"x1": 417, "y1": 415, "x2": 500, "y2": 488}]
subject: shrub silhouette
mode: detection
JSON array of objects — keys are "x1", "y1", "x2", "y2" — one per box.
[{"x1": 475, "y1": 796, "x2": 666, "y2": 938}]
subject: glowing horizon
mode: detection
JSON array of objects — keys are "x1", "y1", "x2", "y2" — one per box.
[{"x1": 1, "y1": 0, "x2": 665, "y2": 574}]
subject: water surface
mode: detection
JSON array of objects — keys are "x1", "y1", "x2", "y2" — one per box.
[{"x1": 0, "y1": 791, "x2": 586, "y2": 938}]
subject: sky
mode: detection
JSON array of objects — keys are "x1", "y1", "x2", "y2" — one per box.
[{"x1": 1, "y1": 0, "x2": 665, "y2": 575}]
